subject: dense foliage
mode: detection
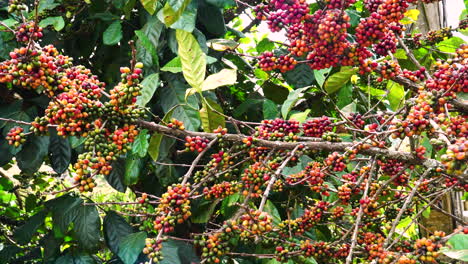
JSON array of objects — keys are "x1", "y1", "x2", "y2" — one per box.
[{"x1": 0, "y1": 0, "x2": 467, "y2": 263}]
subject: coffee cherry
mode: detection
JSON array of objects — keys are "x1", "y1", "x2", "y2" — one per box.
[
  {"x1": 185, "y1": 136, "x2": 209, "y2": 153},
  {"x1": 6, "y1": 126, "x2": 26, "y2": 147},
  {"x1": 154, "y1": 184, "x2": 191, "y2": 233},
  {"x1": 302, "y1": 116, "x2": 332, "y2": 137},
  {"x1": 15, "y1": 22, "x2": 43, "y2": 43}
]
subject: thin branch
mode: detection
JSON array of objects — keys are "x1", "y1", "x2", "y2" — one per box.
[
  {"x1": 137, "y1": 120, "x2": 440, "y2": 168},
  {"x1": 259, "y1": 145, "x2": 300, "y2": 211}
]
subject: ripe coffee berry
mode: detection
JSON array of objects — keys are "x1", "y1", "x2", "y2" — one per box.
[
  {"x1": 185, "y1": 136, "x2": 209, "y2": 152},
  {"x1": 302, "y1": 116, "x2": 332, "y2": 137},
  {"x1": 15, "y1": 22, "x2": 43, "y2": 43},
  {"x1": 6, "y1": 126, "x2": 26, "y2": 147},
  {"x1": 167, "y1": 118, "x2": 185, "y2": 130}
]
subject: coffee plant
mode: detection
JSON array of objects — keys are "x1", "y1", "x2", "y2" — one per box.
[{"x1": 0, "y1": 0, "x2": 467, "y2": 263}]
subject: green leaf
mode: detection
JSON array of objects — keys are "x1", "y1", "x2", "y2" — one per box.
[
  {"x1": 104, "y1": 211, "x2": 135, "y2": 255},
  {"x1": 170, "y1": 3, "x2": 197, "y2": 32},
  {"x1": 264, "y1": 200, "x2": 281, "y2": 225},
  {"x1": 200, "y1": 98, "x2": 225, "y2": 132},
  {"x1": 336, "y1": 82, "x2": 353, "y2": 109},
  {"x1": 117, "y1": 232, "x2": 147, "y2": 264},
  {"x1": 324, "y1": 67, "x2": 357, "y2": 94},
  {"x1": 206, "y1": 0, "x2": 234, "y2": 8},
  {"x1": 176, "y1": 29, "x2": 206, "y2": 89},
  {"x1": 157, "y1": 0, "x2": 191, "y2": 27},
  {"x1": 197, "y1": 0, "x2": 226, "y2": 36},
  {"x1": 49, "y1": 130, "x2": 71, "y2": 174},
  {"x1": 161, "y1": 57, "x2": 183, "y2": 73},
  {"x1": 39, "y1": 16, "x2": 65, "y2": 31},
  {"x1": 38, "y1": 0, "x2": 60, "y2": 14},
  {"x1": 46, "y1": 195, "x2": 83, "y2": 233},
  {"x1": 137, "y1": 73, "x2": 159, "y2": 107},
  {"x1": 148, "y1": 107, "x2": 177, "y2": 161},
  {"x1": 257, "y1": 38, "x2": 275, "y2": 53},
  {"x1": 74, "y1": 204, "x2": 101, "y2": 250},
  {"x1": 107, "y1": 158, "x2": 127, "y2": 192},
  {"x1": 0, "y1": 245, "x2": 21, "y2": 263},
  {"x1": 191, "y1": 199, "x2": 219, "y2": 223},
  {"x1": 201, "y1": 69, "x2": 237, "y2": 91},
  {"x1": 103, "y1": 21, "x2": 123, "y2": 45},
  {"x1": 135, "y1": 30, "x2": 159, "y2": 68},
  {"x1": 41, "y1": 233, "x2": 62, "y2": 260},
  {"x1": 13, "y1": 210, "x2": 47, "y2": 245},
  {"x1": 136, "y1": 15, "x2": 164, "y2": 68},
  {"x1": 313, "y1": 68, "x2": 331, "y2": 88},
  {"x1": 283, "y1": 63, "x2": 315, "y2": 88},
  {"x1": 263, "y1": 99, "x2": 279, "y2": 119},
  {"x1": 55, "y1": 253, "x2": 97, "y2": 264},
  {"x1": 148, "y1": 133, "x2": 164, "y2": 161},
  {"x1": 447, "y1": 234, "x2": 468, "y2": 250},
  {"x1": 123, "y1": 0, "x2": 137, "y2": 18},
  {"x1": 160, "y1": 239, "x2": 200, "y2": 264},
  {"x1": 16, "y1": 135, "x2": 49, "y2": 174},
  {"x1": 281, "y1": 87, "x2": 308, "y2": 119},
  {"x1": 207, "y1": 38, "x2": 239, "y2": 51},
  {"x1": 387, "y1": 80, "x2": 405, "y2": 111},
  {"x1": 345, "y1": 9, "x2": 361, "y2": 27},
  {"x1": 132, "y1": 129, "x2": 150, "y2": 157},
  {"x1": 140, "y1": 0, "x2": 157, "y2": 14},
  {"x1": 159, "y1": 74, "x2": 201, "y2": 131},
  {"x1": 289, "y1": 109, "x2": 310, "y2": 123},
  {"x1": 124, "y1": 153, "x2": 144, "y2": 185},
  {"x1": 220, "y1": 193, "x2": 240, "y2": 215},
  {"x1": 69, "y1": 136, "x2": 85, "y2": 148},
  {"x1": 0, "y1": 137, "x2": 13, "y2": 167},
  {"x1": 437, "y1": 37, "x2": 466, "y2": 53},
  {"x1": 441, "y1": 247, "x2": 468, "y2": 261}
]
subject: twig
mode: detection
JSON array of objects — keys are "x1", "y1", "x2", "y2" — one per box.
[
  {"x1": 258, "y1": 145, "x2": 300, "y2": 211},
  {"x1": 181, "y1": 138, "x2": 218, "y2": 185},
  {"x1": 383, "y1": 168, "x2": 433, "y2": 247}
]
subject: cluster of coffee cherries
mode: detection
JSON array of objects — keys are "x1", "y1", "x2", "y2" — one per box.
[
  {"x1": 154, "y1": 184, "x2": 191, "y2": 233},
  {"x1": 425, "y1": 27, "x2": 453, "y2": 46},
  {"x1": 402, "y1": 67, "x2": 426, "y2": 82},
  {"x1": 302, "y1": 116, "x2": 332, "y2": 137},
  {"x1": 6, "y1": 126, "x2": 26, "y2": 147},
  {"x1": 390, "y1": 103, "x2": 433, "y2": 139},
  {"x1": 254, "y1": 118, "x2": 300, "y2": 141},
  {"x1": 203, "y1": 181, "x2": 240, "y2": 199},
  {"x1": 241, "y1": 162, "x2": 272, "y2": 197},
  {"x1": 378, "y1": 158, "x2": 409, "y2": 185},
  {"x1": 15, "y1": 22, "x2": 43, "y2": 43},
  {"x1": 404, "y1": 33, "x2": 423, "y2": 49},
  {"x1": 0, "y1": 45, "x2": 72, "y2": 93},
  {"x1": 278, "y1": 201, "x2": 329, "y2": 238},
  {"x1": 286, "y1": 162, "x2": 328, "y2": 194},
  {"x1": 414, "y1": 231, "x2": 445, "y2": 262},
  {"x1": 441, "y1": 138, "x2": 467, "y2": 175},
  {"x1": 425, "y1": 44, "x2": 468, "y2": 97},
  {"x1": 347, "y1": 113, "x2": 366, "y2": 129},
  {"x1": 324, "y1": 152, "x2": 347, "y2": 172},
  {"x1": 258, "y1": 52, "x2": 297, "y2": 72},
  {"x1": 374, "y1": 31, "x2": 397, "y2": 57},
  {"x1": 460, "y1": 17, "x2": 468, "y2": 30},
  {"x1": 364, "y1": 0, "x2": 383, "y2": 13},
  {"x1": 142, "y1": 238, "x2": 164, "y2": 263},
  {"x1": 167, "y1": 118, "x2": 185, "y2": 130},
  {"x1": 194, "y1": 221, "x2": 237, "y2": 264},
  {"x1": 8, "y1": 0, "x2": 27, "y2": 13},
  {"x1": 235, "y1": 210, "x2": 273, "y2": 239},
  {"x1": 108, "y1": 63, "x2": 143, "y2": 109},
  {"x1": 184, "y1": 136, "x2": 209, "y2": 152}
]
